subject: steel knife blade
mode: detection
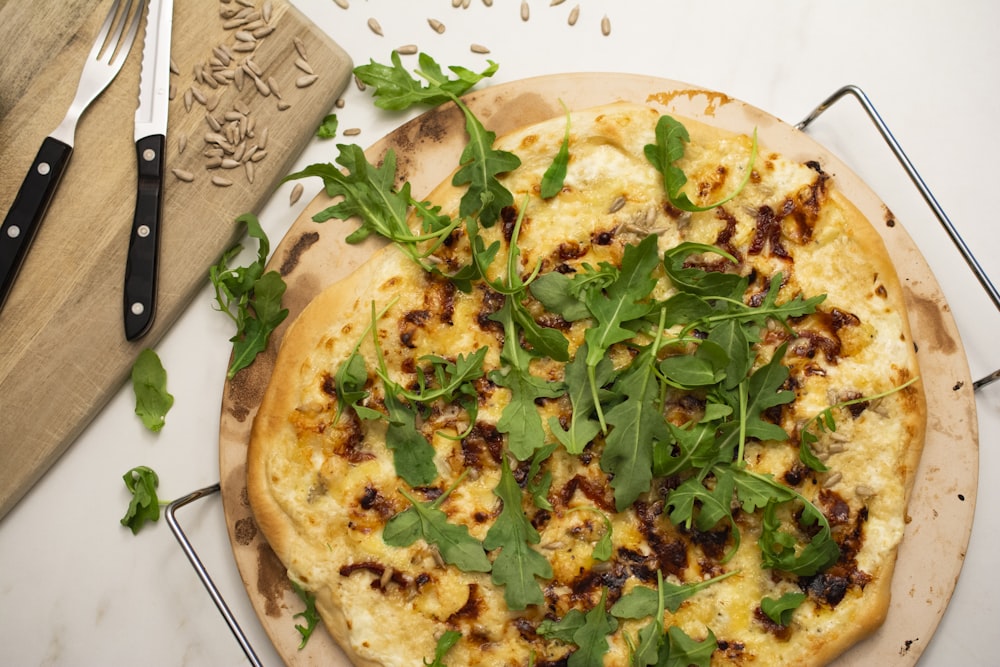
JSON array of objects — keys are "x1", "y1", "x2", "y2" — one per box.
[{"x1": 123, "y1": 0, "x2": 173, "y2": 341}]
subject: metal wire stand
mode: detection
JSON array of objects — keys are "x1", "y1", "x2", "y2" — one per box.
[{"x1": 168, "y1": 84, "x2": 999, "y2": 667}]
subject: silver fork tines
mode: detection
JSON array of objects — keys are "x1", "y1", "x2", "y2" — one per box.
[{"x1": 50, "y1": 0, "x2": 144, "y2": 147}]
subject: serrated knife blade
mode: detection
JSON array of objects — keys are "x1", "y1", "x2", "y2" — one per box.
[{"x1": 123, "y1": 0, "x2": 173, "y2": 341}]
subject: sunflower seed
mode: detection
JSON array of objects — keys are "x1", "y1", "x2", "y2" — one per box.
[
  {"x1": 253, "y1": 25, "x2": 275, "y2": 38},
  {"x1": 183, "y1": 88, "x2": 193, "y2": 111},
  {"x1": 294, "y1": 57, "x2": 313, "y2": 74},
  {"x1": 243, "y1": 58, "x2": 262, "y2": 76},
  {"x1": 520, "y1": 0, "x2": 529, "y2": 20},
  {"x1": 212, "y1": 47, "x2": 231, "y2": 65},
  {"x1": 232, "y1": 141, "x2": 247, "y2": 162},
  {"x1": 294, "y1": 37, "x2": 308, "y2": 60},
  {"x1": 290, "y1": 183, "x2": 304, "y2": 205},
  {"x1": 335, "y1": 98, "x2": 345, "y2": 109},
  {"x1": 233, "y1": 66, "x2": 245, "y2": 90},
  {"x1": 451, "y1": 0, "x2": 461, "y2": 6},
  {"x1": 268, "y1": 76, "x2": 282, "y2": 98},
  {"x1": 482, "y1": 0, "x2": 492, "y2": 5},
  {"x1": 212, "y1": 175, "x2": 234, "y2": 187},
  {"x1": 234, "y1": 99, "x2": 251, "y2": 115},
  {"x1": 343, "y1": 127, "x2": 361, "y2": 136},
  {"x1": 221, "y1": 158, "x2": 241, "y2": 169},
  {"x1": 205, "y1": 156, "x2": 223, "y2": 169},
  {"x1": 169, "y1": 57, "x2": 179, "y2": 74},
  {"x1": 550, "y1": 0, "x2": 564, "y2": 5},
  {"x1": 609, "y1": 196, "x2": 626, "y2": 213},
  {"x1": 333, "y1": 0, "x2": 348, "y2": 8},
  {"x1": 568, "y1": 4, "x2": 579, "y2": 25},
  {"x1": 168, "y1": 82, "x2": 176, "y2": 100},
  {"x1": 206, "y1": 113, "x2": 222, "y2": 131},
  {"x1": 171, "y1": 168, "x2": 195, "y2": 182},
  {"x1": 428, "y1": 18, "x2": 445, "y2": 33},
  {"x1": 232, "y1": 41, "x2": 256, "y2": 53},
  {"x1": 601, "y1": 14, "x2": 610, "y2": 36},
  {"x1": 245, "y1": 160, "x2": 256, "y2": 183},
  {"x1": 191, "y1": 86, "x2": 207, "y2": 105},
  {"x1": 354, "y1": 74, "x2": 366, "y2": 91},
  {"x1": 397, "y1": 44, "x2": 418, "y2": 55},
  {"x1": 204, "y1": 131, "x2": 227, "y2": 145},
  {"x1": 253, "y1": 74, "x2": 271, "y2": 96},
  {"x1": 823, "y1": 471, "x2": 843, "y2": 488},
  {"x1": 367, "y1": 17, "x2": 383, "y2": 36},
  {"x1": 223, "y1": 18, "x2": 247, "y2": 30},
  {"x1": 251, "y1": 150, "x2": 267, "y2": 162},
  {"x1": 262, "y1": 0, "x2": 272, "y2": 23},
  {"x1": 296, "y1": 74, "x2": 319, "y2": 88},
  {"x1": 258, "y1": 127, "x2": 269, "y2": 150},
  {"x1": 277, "y1": 100, "x2": 291, "y2": 110},
  {"x1": 470, "y1": 43, "x2": 490, "y2": 54},
  {"x1": 177, "y1": 133, "x2": 187, "y2": 153}
]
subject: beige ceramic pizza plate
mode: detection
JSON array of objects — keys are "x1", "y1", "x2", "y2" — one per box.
[{"x1": 218, "y1": 73, "x2": 978, "y2": 666}]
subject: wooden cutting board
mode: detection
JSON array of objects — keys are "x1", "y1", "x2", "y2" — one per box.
[{"x1": 0, "y1": 0, "x2": 353, "y2": 520}]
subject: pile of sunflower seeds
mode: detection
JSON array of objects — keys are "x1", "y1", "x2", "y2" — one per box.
[{"x1": 169, "y1": 0, "x2": 319, "y2": 187}]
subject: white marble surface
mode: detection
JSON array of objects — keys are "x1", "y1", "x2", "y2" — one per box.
[{"x1": 1, "y1": 1, "x2": 998, "y2": 665}]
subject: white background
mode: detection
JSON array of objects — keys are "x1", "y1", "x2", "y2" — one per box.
[{"x1": 1, "y1": 1, "x2": 997, "y2": 665}]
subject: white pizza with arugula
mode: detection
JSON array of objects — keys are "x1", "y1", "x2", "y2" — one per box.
[{"x1": 247, "y1": 56, "x2": 924, "y2": 667}]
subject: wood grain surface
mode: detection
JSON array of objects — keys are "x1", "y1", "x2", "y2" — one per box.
[
  {"x1": 216, "y1": 74, "x2": 978, "y2": 665},
  {"x1": 0, "y1": 0, "x2": 352, "y2": 520}
]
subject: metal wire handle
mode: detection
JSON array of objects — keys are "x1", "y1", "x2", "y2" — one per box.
[
  {"x1": 165, "y1": 484, "x2": 264, "y2": 667},
  {"x1": 169, "y1": 84, "x2": 996, "y2": 667},
  {"x1": 794, "y1": 84, "x2": 999, "y2": 390}
]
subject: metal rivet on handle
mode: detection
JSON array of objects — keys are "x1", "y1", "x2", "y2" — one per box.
[
  {"x1": 6, "y1": 225, "x2": 20, "y2": 239},
  {"x1": 131, "y1": 302, "x2": 145, "y2": 315},
  {"x1": 143, "y1": 148, "x2": 156, "y2": 161},
  {"x1": 37, "y1": 162, "x2": 50, "y2": 176},
  {"x1": 137, "y1": 225, "x2": 150, "y2": 238}
]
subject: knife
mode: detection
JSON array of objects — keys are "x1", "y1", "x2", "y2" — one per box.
[
  {"x1": 0, "y1": 0, "x2": 143, "y2": 315},
  {"x1": 123, "y1": 0, "x2": 173, "y2": 341}
]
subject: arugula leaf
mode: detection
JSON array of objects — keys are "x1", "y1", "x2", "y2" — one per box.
[
  {"x1": 529, "y1": 271, "x2": 591, "y2": 322},
  {"x1": 210, "y1": 214, "x2": 289, "y2": 379},
  {"x1": 548, "y1": 345, "x2": 614, "y2": 454},
  {"x1": 568, "y1": 590, "x2": 617, "y2": 667},
  {"x1": 659, "y1": 626, "x2": 717, "y2": 667},
  {"x1": 758, "y1": 498, "x2": 840, "y2": 576},
  {"x1": 131, "y1": 348, "x2": 173, "y2": 432},
  {"x1": 537, "y1": 608, "x2": 587, "y2": 644},
  {"x1": 601, "y1": 341, "x2": 670, "y2": 511},
  {"x1": 644, "y1": 114, "x2": 757, "y2": 213},
  {"x1": 120, "y1": 466, "x2": 162, "y2": 534},
  {"x1": 290, "y1": 579, "x2": 320, "y2": 649},
  {"x1": 316, "y1": 113, "x2": 338, "y2": 139},
  {"x1": 382, "y1": 392, "x2": 439, "y2": 486},
  {"x1": 662, "y1": 242, "x2": 745, "y2": 298},
  {"x1": 611, "y1": 570, "x2": 738, "y2": 617},
  {"x1": 526, "y1": 443, "x2": 557, "y2": 510},
  {"x1": 452, "y1": 105, "x2": 521, "y2": 227},
  {"x1": 383, "y1": 487, "x2": 492, "y2": 572},
  {"x1": 483, "y1": 459, "x2": 553, "y2": 609},
  {"x1": 540, "y1": 103, "x2": 571, "y2": 199},
  {"x1": 741, "y1": 343, "x2": 794, "y2": 442},
  {"x1": 760, "y1": 591, "x2": 806, "y2": 626},
  {"x1": 354, "y1": 51, "x2": 498, "y2": 111},
  {"x1": 424, "y1": 630, "x2": 462, "y2": 667}
]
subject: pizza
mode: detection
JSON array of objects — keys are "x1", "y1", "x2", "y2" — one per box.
[{"x1": 247, "y1": 101, "x2": 925, "y2": 666}]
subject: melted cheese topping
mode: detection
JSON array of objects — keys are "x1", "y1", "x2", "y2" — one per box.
[{"x1": 249, "y1": 104, "x2": 923, "y2": 667}]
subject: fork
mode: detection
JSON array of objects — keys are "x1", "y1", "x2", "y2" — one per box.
[{"x1": 0, "y1": 0, "x2": 145, "y2": 313}]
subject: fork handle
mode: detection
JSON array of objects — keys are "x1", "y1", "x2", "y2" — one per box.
[
  {"x1": 123, "y1": 134, "x2": 165, "y2": 341},
  {"x1": 0, "y1": 136, "x2": 73, "y2": 313}
]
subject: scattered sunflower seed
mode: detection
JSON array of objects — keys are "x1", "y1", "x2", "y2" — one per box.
[
  {"x1": 396, "y1": 44, "x2": 418, "y2": 55},
  {"x1": 212, "y1": 175, "x2": 234, "y2": 187},
  {"x1": 267, "y1": 76, "x2": 282, "y2": 98},
  {"x1": 470, "y1": 43, "x2": 490, "y2": 54},
  {"x1": 333, "y1": 0, "x2": 348, "y2": 8},
  {"x1": 294, "y1": 37, "x2": 308, "y2": 60},
  {"x1": 520, "y1": 0, "x2": 529, "y2": 20},
  {"x1": 244, "y1": 160, "x2": 256, "y2": 183},
  {"x1": 277, "y1": 100, "x2": 291, "y2": 110},
  {"x1": 568, "y1": 4, "x2": 579, "y2": 25},
  {"x1": 609, "y1": 196, "x2": 626, "y2": 213},
  {"x1": 177, "y1": 133, "x2": 187, "y2": 154},
  {"x1": 601, "y1": 14, "x2": 610, "y2": 36},
  {"x1": 290, "y1": 183, "x2": 304, "y2": 205},
  {"x1": 294, "y1": 57, "x2": 313, "y2": 74},
  {"x1": 169, "y1": 57, "x2": 179, "y2": 74},
  {"x1": 343, "y1": 127, "x2": 361, "y2": 136},
  {"x1": 367, "y1": 17, "x2": 383, "y2": 36},
  {"x1": 296, "y1": 74, "x2": 319, "y2": 88},
  {"x1": 482, "y1": 0, "x2": 493, "y2": 5},
  {"x1": 335, "y1": 98, "x2": 346, "y2": 109},
  {"x1": 262, "y1": 0, "x2": 272, "y2": 23},
  {"x1": 550, "y1": 0, "x2": 564, "y2": 5},
  {"x1": 428, "y1": 18, "x2": 445, "y2": 33},
  {"x1": 171, "y1": 168, "x2": 194, "y2": 182}
]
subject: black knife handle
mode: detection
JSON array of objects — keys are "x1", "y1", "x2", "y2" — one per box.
[
  {"x1": 123, "y1": 134, "x2": 165, "y2": 341},
  {"x1": 0, "y1": 136, "x2": 73, "y2": 313}
]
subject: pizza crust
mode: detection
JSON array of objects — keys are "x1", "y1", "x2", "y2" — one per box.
[{"x1": 248, "y1": 102, "x2": 925, "y2": 666}]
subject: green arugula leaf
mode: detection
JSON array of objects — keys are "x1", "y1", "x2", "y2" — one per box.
[
  {"x1": 529, "y1": 271, "x2": 591, "y2": 322},
  {"x1": 452, "y1": 105, "x2": 521, "y2": 227},
  {"x1": 316, "y1": 113, "x2": 338, "y2": 139},
  {"x1": 540, "y1": 103, "x2": 571, "y2": 199},
  {"x1": 289, "y1": 579, "x2": 320, "y2": 649},
  {"x1": 131, "y1": 348, "x2": 173, "y2": 432},
  {"x1": 354, "y1": 51, "x2": 498, "y2": 111},
  {"x1": 549, "y1": 345, "x2": 614, "y2": 454},
  {"x1": 383, "y1": 487, "x2": 492, "y2": 572},
  {"x1": 644, "y1": 114, "x2": 757, "y2": 213},
  {"x1": 602, "y1": 342, "x2": 670, "y2": 511},
  {"x1": 526, "y1": 443, "x2": 557, "y2": 510},
  {"x1": 611, "y1": 570, "x2": 738, "y2": 618},
  {"x1": 760, "y1": 591, "x2": 807, "y2": 627},
  {"x1": 382, "y1": 392, "x2": 439, "y2": 486},
  {"x1": 662, "y1": 242, "x2": 745, "y2": 298},
  {"x1": 741, "y1": 343, "x2": 794, "y2": 442},
  {"x1": 659, "y1": 626, "x2": 717, "y2": 667},
  {"x1": 537, "y1": 608, "x2": 587, "y2": 644},
  {"x1": 758, "y1": 498, "x2": 840, "y2": 576},
  {"x1": 210, "y1": 214, "x2": 289, "y2": 379},
  {"x1": 424, "y1": 630, "x2": 462, "y2": 667},
  {"x1": 483, "y1": 459, "x2": 553, "y2": 609},
  {"x1": 568, "y1": 590, "x2": 617, "y2": 667},
  {"x1": 120, "y1": 466, "x2": 162, "y2": 535}
]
